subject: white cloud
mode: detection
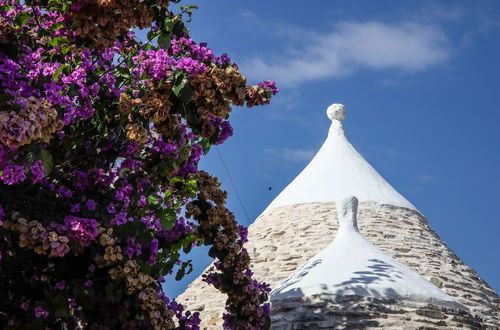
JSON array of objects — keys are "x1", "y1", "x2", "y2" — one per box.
[
  {"x1": 243, "y1": 21, "x2": 451, "y2": 86},
  {"x1": 264, "y1": 147, "x2": 316, "y2": 163},
  {"x1": 418, "y1": 3, "x2": 464, "y2": 22},
  {"x1": 415, "y1": 174, "x2": 435, "y2": 184}
]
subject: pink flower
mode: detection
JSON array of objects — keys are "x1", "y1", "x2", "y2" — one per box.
[
  {"x1": 85, "y1": 199, "x2": 96, "y2": 211},
  {"x1": 34, "y1": 305, "x2": 49, "y2": 318},
  {"x1": 29, "y1": 160, "x2": 45, "y2": 183},
  {"x1": 63, "y1": 216, "x2": 99, "y2": 247},
  {"x1": 70, "y1": 203, "x2": 80, "y2": 213},
  {"x1": 1, "y1": 163, "x2": 26, "y2": 185},
  {"x1": 55, "y1": 280, "x2": 66, "y2": 290}
]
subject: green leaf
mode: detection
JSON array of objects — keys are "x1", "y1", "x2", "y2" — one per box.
[
  {"x1": 68, "y1": 83, "x2": 79, "y2": 97},
  {"x1": 51, "y1": 291, "x2": 70, "y2": 318},
  {"x1": 13, "y1": 12, "x2": 30, "y2": 27},
  {"x1": 137, "y1": 229, "x2": 154, "y2": 244},
  {"x1": 208, "y1": 246, "x2": 217, "y2": 258},
  {"x1": 11, "y1": 103, "x2": 21, "y2": 113},
  {"x1": 182, "y1": 234, "x2": 197, "y2": 253},
  {"x1": 39, "y1": 150, "x2": 53, "y2": 176},
  {"x1": 50, "y1": 36, "x2": 69, "y2": 47},
  {"x1": 147, "y1": 30, "x2": 160, "y2": 41},
  {"x1": 172, "y1": 21, "x2": 185, "y2": 35},
  {"x1": 185, "y1": 178, "x2": 198, "y2": 197},
  {"x1": 0, "y1": 93, "x2": 13, "y2": 104},
  {"x1": 170, "y1": 176, "x2": 183, "y2": 184},
  {"x1": 114, "y1": 221, "x2": 139, "y2": 240},
  {"x1": 182, "y1": 260, "x2": 193, "y2": 275},
  {"x1": 105, "y1": 282, "x2": 122, "y2": 303},
  {"x1": 158, "y1": 209, "x2": 176, "y2": 230},
  {"x1": 183, "y1": 243, "x2": 192, "y2": 254},
  {"x1": 158, "y1": 33, "x2": 171, "y2": 48},
  {"x1": 175, "y1": 268, "x2": 185, "y2": 281},
  {"x1": 61, "y1": 0, "x2": 71, "y2": 11},
  {"x1": 199, "y1": 138, "x2": 211, "y2": 155},
  {"x1": 147, "y1": 194, "x2": 162, "y2": 206},
  {"x1": 185, "y1": 105, "x2": 202, "y2": 134},
  {"x1": 163, "y1": 18, "x2": 175, "y2": 32},
  {"x1": 119, "y1": 167, "x2": 131, "y2": 177},
  {"x1": 172, "y1": 73, "x2": 188, "y2": 98},
  {"x1": 54, "y1": 306, "x2": 70, "y2": 318},
  {"x1": 178, "y1": 84, "x2": 193, "y2": 102},
  {"x1": 126, "y1": 57, "x2": 134, "y2": 68},
  {"x1": 25, "y1": 151, "x2": 36, "y2": 168},
  {"x1": 115, "y1": 67, "x2": 131, "y2": 83},
  {"x1": 75, "y1": 286, "x2": 96, "y2": 309},
  {"x1": 155, "y1": 160, "x2": 173, "y2": 177},
  {"x1": 61, "y1": 44, "x2": 71, "y2": 55},
  {"x1": 50, "y1": 22, "x2": 65, "y2": 31},
  {"x1": 51, "y1": 64, "x2": 66, "y2": 81},
  {"x1": 263, "y1": 316, "x2": 271, "y2": 330}
]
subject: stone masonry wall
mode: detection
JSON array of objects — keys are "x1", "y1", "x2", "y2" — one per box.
[
  {"x1": 177, "y1": 202, "x2": 500, "y2": 329},
  {"x1": 271, "y1": 294, "x2": 482, "y2": 329}
]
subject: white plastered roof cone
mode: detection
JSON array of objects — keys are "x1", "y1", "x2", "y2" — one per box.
[
  {"x1": 271, "y1": 196, "x2": 467, "y2": 310},
  {"x1": 262, "y1": 103, "x2": 416, "y2": 215}
]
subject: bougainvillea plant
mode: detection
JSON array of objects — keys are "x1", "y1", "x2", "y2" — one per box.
[{"x1": 0, "y1": 0, "x2": 278, "y2": 328}]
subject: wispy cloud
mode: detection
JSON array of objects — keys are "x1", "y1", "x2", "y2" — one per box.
[
  {"x1": 263, "y1": 147, "x2": 316, "y2": 163},
  {"x1": 417, "y1": 3, "x2": 465, "y2": 22},
  {"x1": 243, "y1": 21, "x2": 451, "y2": 86},
  {"x1": 415, "y1": 174, "x2": 435, "y2": 184}
]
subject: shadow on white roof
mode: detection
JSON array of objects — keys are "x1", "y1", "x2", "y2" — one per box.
[{"x1": 271, "y1": 196, "x2": 466, "y2": 310}]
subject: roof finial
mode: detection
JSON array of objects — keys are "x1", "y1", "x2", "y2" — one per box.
[
  {"x1": 327, "y1": 103, "x2": 346, "y2": 121},
  {"x1": 336, "y1": 196, "x2": 359, "y2": 231}
]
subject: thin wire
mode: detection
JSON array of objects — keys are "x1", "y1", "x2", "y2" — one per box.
[{"x1": 215, "y1": 147, "x2": 251, "y2": 225}]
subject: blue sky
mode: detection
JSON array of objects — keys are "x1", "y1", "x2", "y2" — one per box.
[{"x1": 163, "y1": 1, "x2": 500, "y2": 298}]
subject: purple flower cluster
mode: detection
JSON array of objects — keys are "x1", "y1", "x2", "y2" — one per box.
[
  {"x1": 132, "y1": 48, "x2": 175, "y2": 81},
  {"x1": 73, "y1": 170, "x2": 90, "y2": 191},
  {"x1": 55, "y1": 280, "x2": 66, "y2": 290},
  {"x1": 85, "y1": 199, "x2": 96, "y2": 211},
  {"x1": 171, "y1": 38, "x2": 215, "y2": 62},
  {"x1": 1, "y1": 162, "x2": 25, "y2": 185},
  {"x1": 111, "y1": 212, "x2": 133, "y2": 226},
  {"x1": 131, "y1": 37, "x2": 236, "y2": 81},
  {"x1": 61, "y1": 215, "x2": 99, "y2": 247},
  {"x1": 0, "y1": 204, "x2": 4, "y2": 224},
  {"x1": 29, "y1": 160, "x2": 45, "y2": 183},
  {"x1": 237, "y1": 225, "x2": 249, "y2": 243},
  {"x1": 211, "y1": 117, "x2": 234, "y2": 145},
  {"x1": 146, "y1": 238, "x2": 159, "y2": 265},
  {"x1": 258, "y1": 80, "x2": 279, "y2": 95},
  {"x1": 175, "y1": 57, "x2": 207, "y2": 76},
  {"x1": 34, "y1": 305, "x2": 49, "y2": 318},
  {"x1": 125, "y1": 237, "x2": 142, "y2": 258},
  {"x1": 158, "y1": 217, "x2": 194, "y2": 243},
  {"x1": 215, "y1": 53, "x2": 232, "y2": 66}
]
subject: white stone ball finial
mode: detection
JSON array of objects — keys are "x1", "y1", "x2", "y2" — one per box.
[{"x1": 327, "y1": 103, "x2": 347, "y2": 121}]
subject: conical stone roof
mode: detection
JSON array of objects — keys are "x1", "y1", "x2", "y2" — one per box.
[
  {"x1": 272, "y1": 196, "x2": 464, "y2": 310},
  {"x1": 262, "y1": 104, "x2": 415, "y2": 215},
  {"x1": 177, "y1": 103, "x2": 500, "y2": 329}
]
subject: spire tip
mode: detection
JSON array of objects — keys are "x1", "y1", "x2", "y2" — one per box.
[{"x1": 336, "y1": 196, "x2": 358, "y2": 230}]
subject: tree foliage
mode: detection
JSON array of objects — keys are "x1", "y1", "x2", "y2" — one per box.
[{"x1": 0, "y1": 0, "x2": 278, "y2": 328}]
